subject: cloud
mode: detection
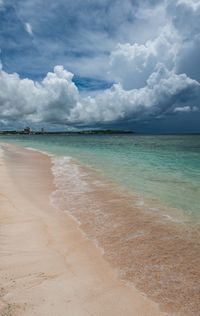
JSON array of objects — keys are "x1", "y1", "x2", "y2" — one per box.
[
  {"x1": 25, "y1": 22, "x2": 33, "y2": 36},
  {"x1": 109, "y1": 0, "x2": 200, "y2": 91},
  {"x1": 75, "y1": 64, "x2": 200, "y2": 124},
  {"x1": 0, "y1": 0, "x2": 167, "y2": 81},
  {"x1": 109, "y1": 0, "x2": 200, "y2": 90},
  {"x1": 0, "y1": 65, "x2": 80, "y2": 124},
  {"x1": 0, "y1": 0, "x2": 200, "y2": 131},
  {"x1": 166, "y1": 0, "x2": 200, "y2": 39},
  {"x1": 1, "y1": 0, "x2": 199, "y2": 84},
  {"x1": 0, "y1": 63, "x2": 199, "y2": 128},
  {"x1": 110, "y1": 26, "x2": 179, "y2": 90},
  {"x1": 174, "y1": 105, "x2": 198, "y2": 113},
  {"x1": 164, "y1": 0, "x2": 200, "y2": 84}
]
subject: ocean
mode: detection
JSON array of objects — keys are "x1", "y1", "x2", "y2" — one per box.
[
  {"x1": 2, "y1": 134, "x2": 200, "y2": 220},
  {"x1": 1, "y1": 134, "x2": 200, "y2": 315}
]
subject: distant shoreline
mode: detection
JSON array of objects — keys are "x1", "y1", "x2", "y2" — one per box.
[
  {"x1": 1, "y1": 130, "x2": 200, "y2": 136},
  {"x1": 0, "y1": 129, "x2": 134, "y2": 136}
]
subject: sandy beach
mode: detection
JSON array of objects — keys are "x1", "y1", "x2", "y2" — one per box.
[{"x1": 0, "y1": 143, "x2": 164, "y2": 316}]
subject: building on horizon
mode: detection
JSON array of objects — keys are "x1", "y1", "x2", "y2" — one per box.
[{"x1": 23, "y1": 127, "x2": 31, "y2": 134}]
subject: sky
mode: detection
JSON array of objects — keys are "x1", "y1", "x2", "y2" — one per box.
[{"x1": 0, "y1": 0, "x2": 200, "y2": 132}]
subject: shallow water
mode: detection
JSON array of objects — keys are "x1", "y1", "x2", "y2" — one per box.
[
  {"x1": 1, "y1": 134, "x2": 200, "y2": 220},
  {"x1": 50, "y1": 155, "x2": 200, "y2": 315}
]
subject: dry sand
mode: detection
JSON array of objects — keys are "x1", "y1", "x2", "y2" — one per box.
[{"x1": 0, "y1": 143, "x2": 164, "y2": 316}]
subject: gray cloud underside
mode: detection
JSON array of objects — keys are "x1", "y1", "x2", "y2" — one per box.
[
  {"x1": 0, "y1": 63, "x2": 199, "y2": 127},
  {"x1": 0, "y1": 0, "x2": 200, "y2": 129}
]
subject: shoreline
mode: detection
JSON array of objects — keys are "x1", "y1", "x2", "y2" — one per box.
[
  {"x1": 50, "y1": 151, "x2": 200, "y2": 315},
  {"x1": 0, "y1": 143, "x2": 163, "y2": 316}
]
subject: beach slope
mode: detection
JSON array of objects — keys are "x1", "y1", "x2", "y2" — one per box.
[{"x1": 0, "y1": 144, "x2": 163, "y2": 316}]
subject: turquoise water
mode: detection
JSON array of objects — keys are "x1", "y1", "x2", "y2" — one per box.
[{"x1": 1, "y1": 134, "x2": 200, "y2": 218}]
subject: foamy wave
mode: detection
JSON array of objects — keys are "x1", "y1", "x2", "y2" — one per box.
[
  {"x1": 49, "y1": 155, "x2": 106, "y2": 252},
  {"x1": 50, "y1": 156, "x2": 91, "y2": 210},
  {"x1": 51, "y1": 156, "x2": 89, "y2": 191}
]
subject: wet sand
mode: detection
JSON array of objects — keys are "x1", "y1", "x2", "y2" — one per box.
[
  {"x1": 0, "y1": 143, "x2": 164, "y2": 316},
  {"x1": 51, "y1": 155, "x2": 200, "y2": 315}
]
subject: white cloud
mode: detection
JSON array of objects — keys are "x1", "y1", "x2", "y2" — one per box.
[
  {"x1": 110, "y1": 26, "x2": 179, "y2": 90},
  {"x1": 174, "y1": 105, "x2": 198, "y2": 112},
  {"x1": 25, "y1": 22, "x2": 33, "y2": 36},
  {"x1": 1, "y1": 0, "x2": 200, "y2": 129},
  {"x1": 108, "y1": 0, "x2": 200, "y2": 93},
  {"x1": 1, "y1": 63, "x2": 199, "y2": 127},
  {"x1": 0, "y1": 65, "x2": 79, "y2": 123},
  {"x1": 73, "y1": 64, "x2": 199, "y2": 124}
]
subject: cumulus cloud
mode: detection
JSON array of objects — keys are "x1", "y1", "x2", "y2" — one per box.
[
  {"x1": 109, "y1": 0, "x2": 200, "y2": 90},
  {"x1": 73, "y1": 64, "x2": 200, "y2": 124},
  {"x1": 0, "y1": 63, "x2": 199, "y2": 127},
  {"x1": 110, "y1": 26, "x2": 179, "y2": 90},
  {"x1": 0, "y1": 65, "x2": 79, "y2": 124},
  {"x1": 109, "y1": 0, "x2": 200, "y2": 89},
  {"x1": 1, "y1": 0, "x2": 200, "y2": 131}
]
